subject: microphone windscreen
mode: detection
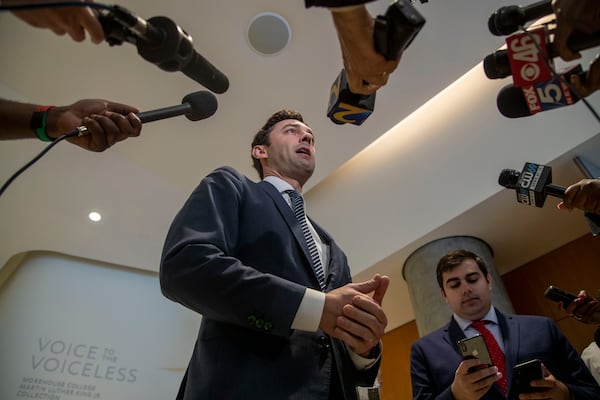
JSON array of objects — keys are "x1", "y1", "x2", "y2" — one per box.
[
  {"x1": 182, "y1": 91, "x2": 218, "y2": 121},
  {"x1": 498, "y1": 169, "x2": 520, "y2": 189},
  {"x1": 483, "y1": 50, "x2": 511, "y2": 80},
  {"x1": 496, "y1": 85, "x2": 531, "y2": 118}
]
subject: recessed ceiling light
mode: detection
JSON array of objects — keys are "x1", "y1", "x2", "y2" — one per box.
[
  {"x1": 88, "y1": 211, "x2": 102, "y2": 222},
  {"x1": 247, "y1": 12, "x2": 291, "y2": 56}
]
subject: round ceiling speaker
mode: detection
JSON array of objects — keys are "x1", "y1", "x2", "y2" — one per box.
[{"x1": 247, "y1": 12, "x2": 291, "y2": 56}]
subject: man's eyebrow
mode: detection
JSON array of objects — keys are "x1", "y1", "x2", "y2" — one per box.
[{"x1": 282, "y1": 122, "x2": 313, "y2": 135}]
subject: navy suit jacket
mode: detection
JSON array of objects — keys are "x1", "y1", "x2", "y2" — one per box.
[
  {"x1": 160, "y1": 167, "x2": 378, "y2": 400},
  {"x1": 410, "y1": 309, "x2": 600, "y2": 400}
]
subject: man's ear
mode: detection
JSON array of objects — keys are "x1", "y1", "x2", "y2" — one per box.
[
  {"x1": 252, "y1": 145, "x2": 267, "y2": 160},
  {"x1": 440, "y1": 288, "x2": 448, "y2": 303}
]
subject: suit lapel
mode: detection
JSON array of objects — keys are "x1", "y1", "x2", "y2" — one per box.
[
  {"x1": 447, "y1": 317, "x2": 466, "y2": 353},
  {"x1": 496, "y1": 310, "x2": 518, "y2": 391}
]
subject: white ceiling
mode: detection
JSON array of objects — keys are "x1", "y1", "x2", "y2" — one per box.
[{"x1": 1, "y1": 0, "x2": 599, "y2": 332}]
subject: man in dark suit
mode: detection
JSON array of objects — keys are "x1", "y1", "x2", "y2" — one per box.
[
  {"x1": 160, "y1": 109, "x2": 389, "y2": 399},
  {"x1": 409, "y1": 249, "x2": 600, "y2": 400}
]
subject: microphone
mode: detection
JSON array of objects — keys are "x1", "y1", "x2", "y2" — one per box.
[
  {"x1": 97, "y1": 5, "x2": 229, "y2": 94},
  {"x1": 496, "y1": 65, "x2": 584, "y2": 118},
  {"x1": 498, "y1": 162, "x2": 563, "y2": 207},
  {"x1": 499, "y1": 162, "x2": 600, "y2": 234},
  {"x1": 488, "y1": 0, "x2": 553, "y2": 36},
  {"x1": 137, "y1": 91, "x2": 218, "y2": 123},
  {"x1": 326, "y1": 0, "x2": 425, "y2": 125},
  {"x1": 484, "y1": 31, "x2": 600, "y2": 80},
  {"x1": 74, "y1": 91, "x2": 218, "y2": 137}
]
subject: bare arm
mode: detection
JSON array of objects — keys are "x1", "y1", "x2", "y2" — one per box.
[{"x1": 4, "y1": 0, "x2": 104, "y2": 43}]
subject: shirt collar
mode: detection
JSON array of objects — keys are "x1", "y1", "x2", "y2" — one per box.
[
  {"x1": 263, "y1": 176, "x2": 295, "y2": 194},
  {"x1": 454, "y1": 306, "x2": 498, "y2": 331}
]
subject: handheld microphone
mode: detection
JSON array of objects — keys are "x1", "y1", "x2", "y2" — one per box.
[
  {"x1": 137, "y1": 91, "x2": 218, "y2": 123},
  {"x1": 484, "y1": 31, "x2": 600, "y2": 80},
  {"x1": 326, "y1": 0, "x2": 425, "y2": 125},
  {"x1": 498, "y1": 162, "x2": 562, "y2": 207},
  {"x1": 488, "y1": 0, "x2": 553, "y2": 36},
  {"x1": 499, "y1": 162, "x2": 600, "y2": 234},
  {"x1": 74, "y1": 91, "x2": 218, "y2": 137},
  {"x1": 97, "y1": 5, "x2": 229, "y2": 94},
  {"x1": 504, "y1": 26, "x2": 553, "y2": 87},
  {"x1": 496, "y1": 65, "x2": 584, "y2": 118}
]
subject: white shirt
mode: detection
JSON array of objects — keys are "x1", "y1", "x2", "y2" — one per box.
[
  {"x1": 454, "y1": 306, "x2": 505, "y2": 352},
  {"x1": 263, "y1": 177, "x2": 378, "y2": 369},
  {"x1": 263, "y1": 176, "x2": 327, "y2": 332},
  {"x1": 581, "y1": 341, "x2": 600, "y2": 385}
]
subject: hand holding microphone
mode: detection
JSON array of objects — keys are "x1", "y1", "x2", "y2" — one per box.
[
  {"x1": 66, "y1": 91, "x2": 217, "y2": 151},
  {"x1": 498, "y1": 162, "x2": 600, "y2": 235},
  {"x1": 552, "y1": 0, "x2": 600, "y2": 61},
  {"x1": 331, "y1": 6, "x2": 400, "y2": 96},
  {"x1": 558, "y1": 178, "x2": 600, "y2": 215},
  {"x1": 484, "y1": 0, "x2": 600, "y2": 119},
  {"x1": 49, "y1": 99, "x2": 142, "y2": 152},
  {"x1": 327, "y1": 0, "x2": 425, "y2": 125},
  {"x1": 0, "y1": 91, "x2": 218, "y2": 198}
]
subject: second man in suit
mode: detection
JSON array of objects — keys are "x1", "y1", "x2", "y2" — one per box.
[{"x1": 409, "y1": 249, "x2": 599, "y2": 400}]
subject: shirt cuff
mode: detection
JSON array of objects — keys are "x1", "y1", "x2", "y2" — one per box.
[
  {"x1": 291, "y1": 288, "x2": 326, "y2": 332},
  {"x1": 348, "y1": 341, "x2": 382, "y2": 370}
]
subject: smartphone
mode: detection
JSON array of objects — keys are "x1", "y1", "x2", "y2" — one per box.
[
  {"x1": 544, "y1": 285, "x2": 578, "y2": 306},
  {"x1": 458, "y1": 335, "x2": 493, "y2": 371},
  {"x1": 513, "y1": 359, "x2": 543, "y2": 393}
]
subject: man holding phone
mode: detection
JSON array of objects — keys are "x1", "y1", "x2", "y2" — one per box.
[{"x1": 409, "y1": 249, "x2": 599, "y2": 400}]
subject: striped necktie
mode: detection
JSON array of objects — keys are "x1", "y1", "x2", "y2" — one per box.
[
  {"x1": 285, "y1": 190, "x2": 326, "y2": 290},
  {"x1": 471, "y1": 320, "x2": 507, "y2": 395}
]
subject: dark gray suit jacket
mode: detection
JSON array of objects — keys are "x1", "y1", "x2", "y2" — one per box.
[
  {"x1": 160, "y1": 166, "x2": 378, "y2": 399},
  {"x1": 410, "y1": 309, "x2": 600, "y2": 400}
]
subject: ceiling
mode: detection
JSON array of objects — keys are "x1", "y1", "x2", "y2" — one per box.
[{"x1": 0, "y1": 0, "x2": 599, "y2": 332}]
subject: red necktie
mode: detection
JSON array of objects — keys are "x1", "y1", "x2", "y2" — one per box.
[{"x1": 471, "y1": 320, "x2": 507, "y2": 395}]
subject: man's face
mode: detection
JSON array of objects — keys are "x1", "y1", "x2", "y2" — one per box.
[
  {"x1": 440, "y1": 259, "x2": 492, "y2": 321},
  {"x1": 255, "y1": 119, "x2": 316, "y2": 184}
]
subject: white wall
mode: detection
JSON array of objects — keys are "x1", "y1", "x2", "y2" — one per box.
[{"x1": 0, "y1": 251, "x2": 200, "y2": 400}]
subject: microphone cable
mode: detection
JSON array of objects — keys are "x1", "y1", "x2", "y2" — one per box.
[{"x1": 0, "y1": 128, "x2": 81, "y2": 199}]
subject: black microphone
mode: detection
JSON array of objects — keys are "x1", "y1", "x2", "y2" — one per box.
[
  {"x1": 137, "y1": 91, "x2": 218, "y2": 123},
  {"x1": 498, "y1": 163, "x2": 563, "y2": 207},
  {"x1": 73, "y1": 91, "x2": 218, "y2": 137},
  {"x1": 496, "y1": 66, "x2": 584, "y2": 118},
  {"x1": 98, "y1": 5, "x2": 229, "y2": 94},
  {"x1": 499, "y1": 162, "x2": 600, "y2": 235},
  {"x1": 483, "y1": 31, "x2": 600, "y2": 80},
  {"x1": 488, "y1": 0, "x2": 553, "y2": 36}
]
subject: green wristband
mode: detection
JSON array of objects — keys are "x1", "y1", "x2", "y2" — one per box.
[{"x1": 30, "y1": 106, "x2": 56, "y2": 142}]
